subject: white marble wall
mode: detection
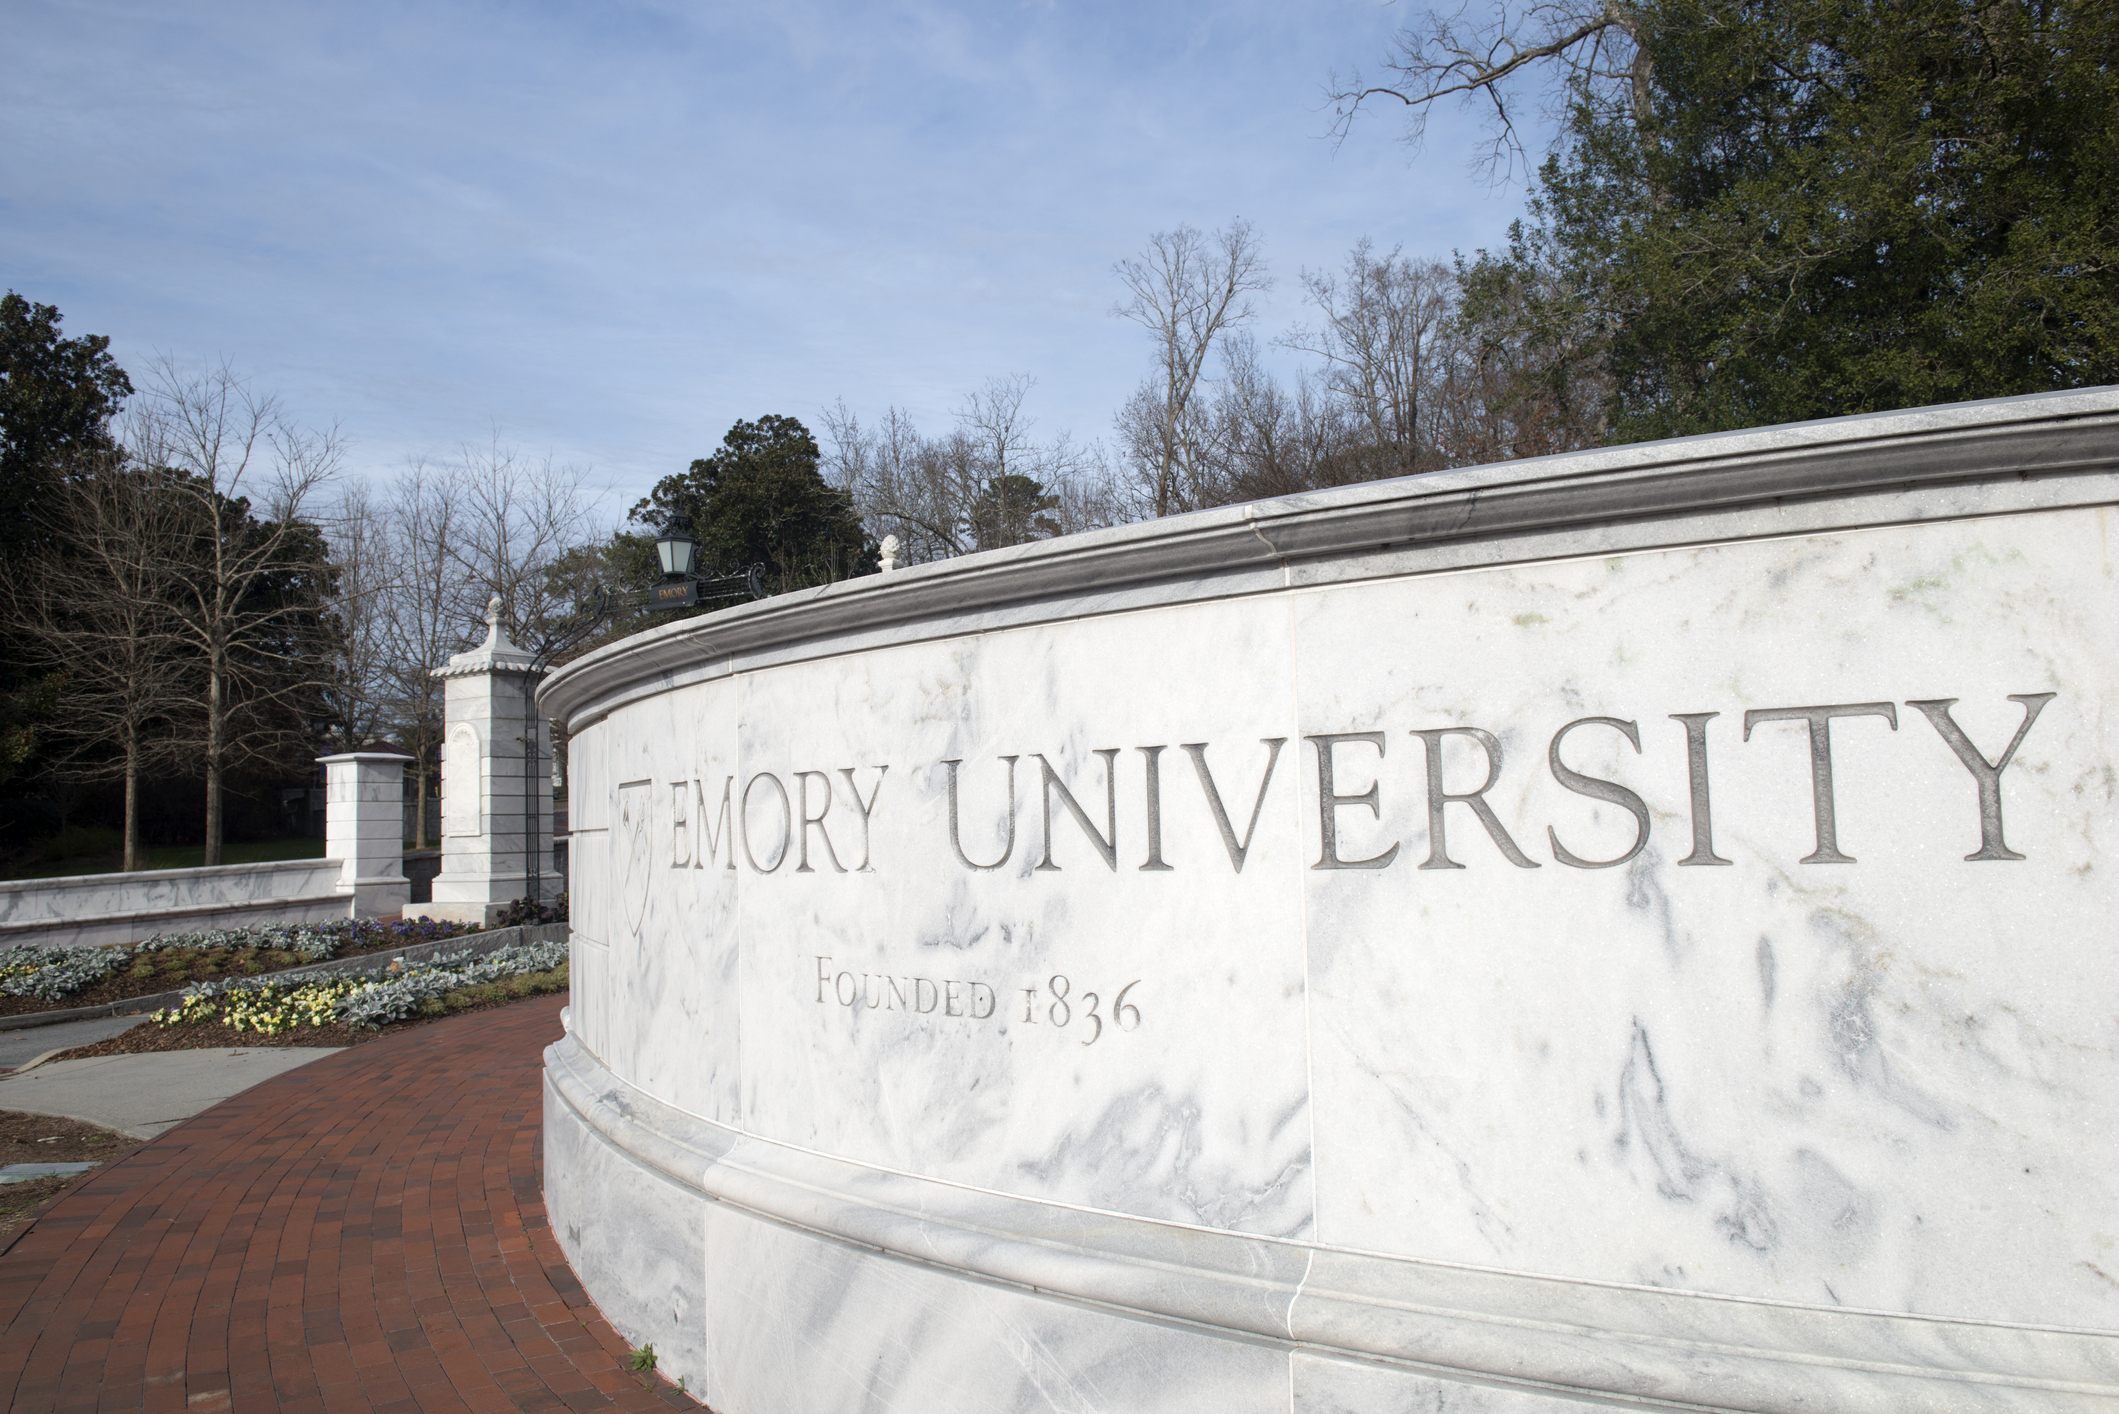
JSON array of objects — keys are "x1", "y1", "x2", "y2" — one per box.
[
  {"x1": 544, "y1": 420, "x2": 2119, "y2": 1410},
  {"x1": 0, "y1": 859, "x2": 349, "y2": 948}
]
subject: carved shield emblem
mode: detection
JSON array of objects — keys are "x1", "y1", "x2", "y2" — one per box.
[{"x1": 616, "y1": 780, "x2": 653, "y2": 937}]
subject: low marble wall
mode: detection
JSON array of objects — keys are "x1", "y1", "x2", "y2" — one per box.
[
  {"x1": 0, "y1": 859, "x2": 349, "y2": 949},
  {"x1": 539, "y1": 390, "x2": 2119, "y2": 1412}
]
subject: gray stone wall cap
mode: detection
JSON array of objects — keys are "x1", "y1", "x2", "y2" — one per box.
[
  {"x1": 2, "y1": 858, "x2": 338, "y2": 893},
  {"x1": 539, "y1": 386, "x2": 2119, "y2": 726}
]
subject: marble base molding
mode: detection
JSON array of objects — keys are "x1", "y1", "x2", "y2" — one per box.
[
  {"x1": 545, "y1": 1028, "x2": 2119, "y2": 1411},
  {"x1": 540, "y1": 390, "x2": 2119, "y2": 1412}
]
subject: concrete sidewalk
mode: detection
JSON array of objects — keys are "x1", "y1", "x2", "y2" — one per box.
[
  {"x1": 0, "y1": 1014, "x2": 149, "y2": 1072},
  {"x1": 0, "y1": 1047, "x2": 342, "y2": 1137}
]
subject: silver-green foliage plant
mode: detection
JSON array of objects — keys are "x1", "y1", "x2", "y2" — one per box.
[
  {"x1": 0, "y1": 944, "x2": 130, "y2": 1000},
  {"x1": 0, "y1": 923, "x2": 339, "y2": 1002},
  {"x1": 156, "y1": 938, "x2": 569, "y2": 1033},
  {"x1": 333, "y1": 940, "x2": 568, "y2": 1030}
]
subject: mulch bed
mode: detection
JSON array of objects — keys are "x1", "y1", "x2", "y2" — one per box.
[
  {"x1": 0, "y1": 1112, "x2": 138, "y2": 1242},
  {"x1": 46, "y1": 982, "x2": 567, "y2": 1060}
]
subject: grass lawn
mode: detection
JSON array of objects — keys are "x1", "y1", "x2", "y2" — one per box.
[{"x1": 5, "y1": 836, "x2": 327, "y2": 882}]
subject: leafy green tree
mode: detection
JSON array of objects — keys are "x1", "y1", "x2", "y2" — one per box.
[
  {"x1": 0, "y1": 294, "x2": 135, "y2": 794},
  {"x1": 1446, "y1": 213, "x2": 1612, "y2": 460},
  {"x1": 0, "y1": 292, "x2": 134, "y2": 566},
  {"x1": 631, "y1": 415, "x2": 875, "y2": 592},
  {"x1": 1337, "y1": 0, "x2": 2119, "y2": 440},
  {"x1": 539, "y1": 530, "x2": 664, "y2": 651}
]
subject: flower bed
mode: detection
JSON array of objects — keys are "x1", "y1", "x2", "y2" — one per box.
[
  {"x1": 149, "y1": 939, "x2": 571, "y2": 1036},
  {"x1": 0, "y1": 917, "x2": 489, "y2": 1016}
]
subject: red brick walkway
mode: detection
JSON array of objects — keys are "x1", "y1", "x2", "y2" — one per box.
[{"x1": 0, "y1": 994, "x2": 703, "y2": 1413}]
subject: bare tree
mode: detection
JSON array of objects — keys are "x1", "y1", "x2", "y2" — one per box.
[
  {"x1": 1111, "y1": 221, "x2": 1272, "y2": 517},
  {"x1": 316, "y1": 479, "x2": 399, "y2": 754},
  {"x1": 956, "y1": 375, "x2": 1109, "y2": 550},
  {"x1": 1112, "y1": 376, "x2": 1222, "y2": 515},
  {"x1": 1285, "y1": 241, "x2": 1457, "y2": 479},
  {"x1": 825, "y1": 402, "x2": 964, "y2": 565},
  {"x1": 827, "y1": 377, "x2": 1117, "y2": 562},
  {"x1": 126, "y1": 358, "x2": 342, "y2": 866},
  {"x1": 7, "y1": 451, "x2": 193, "y2": 870},
  {"x1": 381, "y1": 460, "x2": 467, "y2": 851},
  {"x1": 442, "y1": 437, "x2": 596, "y2": 644},
  {"x1": 1209, "y1": 334, "x2": 1368, "y2": 501}
]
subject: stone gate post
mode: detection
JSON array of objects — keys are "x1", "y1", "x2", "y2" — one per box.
[
  {"x1": 317, "y1": 750, "x2": 413, "y2": 919},
  {"x1": 412, "y1": 596, "x2": 552, "y2": 925}
]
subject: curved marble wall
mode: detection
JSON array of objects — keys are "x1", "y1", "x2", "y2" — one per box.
[{"x1": 540, "y1": 389, "x2": 2119, "y2": 1412}]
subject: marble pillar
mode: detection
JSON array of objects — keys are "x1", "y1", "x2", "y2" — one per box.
[
  {"x1": 317, "y1": 750, "x2": 412, "y2": 919},
  {"x1": 413, "y1": 597, "x2": 552, "y2": 926}
]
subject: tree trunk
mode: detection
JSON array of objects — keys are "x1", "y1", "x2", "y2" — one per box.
[
  {"x1": 414, "y1": 744, "x2": 430, "y2": 851},
  {"x1": 203, "y1": 650, "x2": 224, "y2": 866},
  {"x1": 122, "y1": 740, "x2": 138, "y2": 874}
]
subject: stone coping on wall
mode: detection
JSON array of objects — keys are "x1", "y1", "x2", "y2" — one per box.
[
  {"x1": 543, "y1": 1028, "x2": 2119, "y2": 1411},
  {"x1": 0, "y1": 921, "x2": 570, "y2": 1032},
  {"x1": 538, "y1": 388, "x2": 2119, "y2": 730},
  {"x1": 1, "y1": 857, "x2": 339, "y2": 893}
]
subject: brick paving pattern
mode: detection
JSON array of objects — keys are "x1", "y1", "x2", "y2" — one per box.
[{"x1": 0, "y1": 994, "x2": 703, "y2": 1413}]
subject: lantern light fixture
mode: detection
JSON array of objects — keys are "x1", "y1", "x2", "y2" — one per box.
[{"x1": 656, "y1": 512, "x2": 698, "y2": 580}]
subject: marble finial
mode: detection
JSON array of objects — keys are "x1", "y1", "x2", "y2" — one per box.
[
  {"x1": 476, "y1": 594, "x2": 507, "y2": 652},
  {"x1": 879, "y1": 535, "x2": 900, "y2": 574}
]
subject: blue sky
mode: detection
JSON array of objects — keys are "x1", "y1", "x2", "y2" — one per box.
[{"x1": 3, "y1": 0, "x2": 1541, "y2": 523}]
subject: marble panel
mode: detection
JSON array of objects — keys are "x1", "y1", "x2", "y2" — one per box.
[
  {"x1": 442, "y1": 722, "x2": 482, "y2": 837},
  {"x1": 546, "y1": 1024, "x2": 2116, "y2": 1412},
  {"x1": 1291, "y1": 510, "x2": 2119, "y2": 1328},
  {"x1": 611, "y1": 595, "x2": 1320, "y2": 1235},
  {"x1": 589, "y1": 684, "x2": 742, "y2": 1123}
]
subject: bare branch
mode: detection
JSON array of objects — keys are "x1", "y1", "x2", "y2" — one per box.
[{"x1": 1328, "y1": 1, "x2": 1641, "y2": 179}]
